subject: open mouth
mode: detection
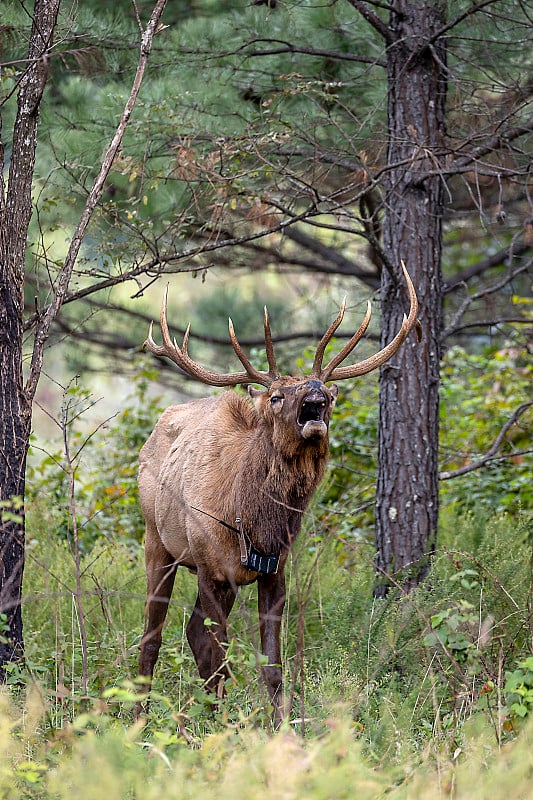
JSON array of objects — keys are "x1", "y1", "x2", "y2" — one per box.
[{"x1": 298, "y1": 391, "x2": 328, "y2": 438}]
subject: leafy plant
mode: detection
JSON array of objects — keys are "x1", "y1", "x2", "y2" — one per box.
[
  {"x1": 28, "y1": 363, "x2": 163, "y2": 551},
  {"x1": 424, "y1": 601, "x2": 479, "y2": 665},
  {"x1": 325, "y1": 343, "x2": 532, "y2": 550},
  {"x1": 504, "y1": 657, "x2": 533, "y2": 729},
  {"x1": 439, "y1": 346, "x2": 532, "y2": 516}
]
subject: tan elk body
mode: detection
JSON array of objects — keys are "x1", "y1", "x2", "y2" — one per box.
[{"x1": 138, "y1": 265, "x2": 418, "y2": 726}]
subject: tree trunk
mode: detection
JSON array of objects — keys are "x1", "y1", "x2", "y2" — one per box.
[
  {"x1": 374, "y1": 1, "x2": 447, "y2": 595},
  {"x1": 0, "y1": 0, "x2": 166, "y2": 672},
  {"x1": 0, "y1": 284, "x2": 30, "y2": 664},
  {"x1": 0, "y1": 0, "x2": 60, "y2": 669}
]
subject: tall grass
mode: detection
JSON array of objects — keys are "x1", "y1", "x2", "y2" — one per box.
[{"x1": 2, "y1": 495, "x2": 530, "y2": 798}]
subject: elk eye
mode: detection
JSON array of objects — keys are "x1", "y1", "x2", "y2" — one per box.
[{"x1": 270, "y1": 394, "x2": 283, "y2": 405}]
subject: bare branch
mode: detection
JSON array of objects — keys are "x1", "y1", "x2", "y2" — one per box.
[
  {"x1": 445, "y1": 317, "x2": 533, "y2": 338},
  {"x1": 425, "y1": 0, "x2": 512, "y2": 50},
  {"x1": 236, "y1": 37, "x2": 386, "y2": 68},
  {"x1": 443, "y1": 259, "x2": 532, "y2": 339},
  {"x1": 24, "y1": 0, "x2": 168, "y2": 403},
  {"x1": 347, "y1": 1, "x2": 392, "y2": 43},
  {"x1": 444, "y1": 242, "x2": 532, "y2": 293},
  {"x1": 283, "y1": 227, "x2": 380, "y2": 288},
  {"x1": 448, "y1": 118, "x2": 533, "y2": 177},
  {"x1": 439, "y1": 401, "x2": 533, "y2": 481},
  {"x1": 24, "y1": 202, "x2": 326, "y2": 329},
  {"x1": 53, "y1": 305, "x2": 380, "y2": 365}
]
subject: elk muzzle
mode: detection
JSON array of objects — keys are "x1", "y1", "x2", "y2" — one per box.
[{"x1": 298, "y1": 384, "x2": 330, "y2": 440}]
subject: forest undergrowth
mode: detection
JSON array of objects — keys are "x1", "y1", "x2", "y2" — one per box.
[
  {"x1": 0, "y1": 499, "x2": 530, "y2": 798},
  {"x1": 2, "y1": 351, "x2": 531, "y2": 799}
]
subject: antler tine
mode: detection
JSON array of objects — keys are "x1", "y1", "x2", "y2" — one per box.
[
  {"x1": 263, "y1": 306, "x2": 279, "y2": 379},
  {"x1": 159, "y1": 284, "x2": 178, "y2": 353},
  {"x1": 319, "y1": 300, "x2": 372, "y2": 383},
  {"x1": 310, "y1": 297, "x2": 347, "y2": 378},
  {"x1": 178, "y1": 321, "x2": 191, "y2": 354},
  {"x1": 322, "y1": 262, "x2": 418, "y2": 382},
  {"x1": 144, "y1": 288, "x2": 272, "y2": 387},
  {"x1": 228, "y1": 318, "x2": 274, "y2": 387},
  {"x1": 143, "y1": 286, "x2": 175, "y2": 358},
  {"x1": 144, "y1": 320, "x2": 164, "y2": 357}
]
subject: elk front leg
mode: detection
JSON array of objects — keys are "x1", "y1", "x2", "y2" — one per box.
[
  {"x1": 138, "y1": 534, "x2": 177, "y2": 712},
  {"x1": 187, "y1": 573, "x2": 236, "y2": 697},
  {"x1": 258, "y1": 570, "x2": 286, "y2": 728}
]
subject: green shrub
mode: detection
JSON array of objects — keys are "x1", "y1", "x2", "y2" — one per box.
[
  {"x1": 504, "y1": 657, "x2": 533, "y2": 729},
  {"x1": 326, "y1": 344, "x2": 532, "y2": 549},
  {"x1": 439, "y1": 346, "x2": 532, "y2": 516},
  {"x1": 27, "y1": 363, "x2": 164, "y2": 551}
]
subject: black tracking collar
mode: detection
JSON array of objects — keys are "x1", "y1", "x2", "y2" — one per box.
[{"x1": 190, "y1": 506, "x2": 280, "y2": 575}]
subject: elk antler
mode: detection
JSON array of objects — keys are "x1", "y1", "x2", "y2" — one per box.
[
  {"x1": 314, "y1": 262, "x2": 419, "y2": 383},
  {"x1": 144, "y1": 287, "x2": 280, "y2": 387}
]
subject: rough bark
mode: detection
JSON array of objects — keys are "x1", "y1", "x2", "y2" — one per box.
[
  {"x1": 0, "y1": 283, "x2": 31, "y2": 663},
  {"x1": 374, "y1": 1, "x2": 446, "y2": 595},
  {"x1": 0, "y1": 0, "x2": 60, "y2": 666},
  {"x1": 0, "y1": 0, "x2": 167, "y2": 672}
]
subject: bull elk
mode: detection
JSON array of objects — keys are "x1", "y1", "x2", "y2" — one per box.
[{"x1": 138, "y1": 264, "x2": 418, "y2": 726}]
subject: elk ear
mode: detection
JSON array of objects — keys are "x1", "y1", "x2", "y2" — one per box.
[
  {"x1": 329, "y1": 384, "x2": 339, "y2": 405},
  {"x1": 248, "y1": 385, "x2": 268, "y2": 410}
]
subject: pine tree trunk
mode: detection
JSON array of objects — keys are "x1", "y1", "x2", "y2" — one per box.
[
  {"x1": 0, "y1": 285, "x2": 30, "y2": 664},
  {"x1": 0, "y1": 0, "x2": 60, "y2": 670},
  {"x1": 374, "y1": 1, "x2": 447, "y2": 595}
]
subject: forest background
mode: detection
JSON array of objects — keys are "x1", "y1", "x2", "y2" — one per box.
[{"x1": 0, "y1": 0, "x2": 532, "y2": 797}]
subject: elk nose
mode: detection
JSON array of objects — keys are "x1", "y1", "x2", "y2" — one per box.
[{"x1": 303, "y1": 391, "x2": 327, "y2": 406}]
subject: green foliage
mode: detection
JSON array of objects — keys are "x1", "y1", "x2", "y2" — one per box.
[
  {"x1": 28, "y1": 364, "x2": 163, "y2": 551},
  {"x1": 72, "y1": 367, "x2": 164, "y2": 549},
  {"x1": 14, "y1": 429, "x2": 533, "y2": 797},
  {"x1": 291, "y1": 507, "x2": 533, "y2": 759},
  {"x1": 191, "y1": 284, "x2": 287, "y2": 340},
  {"x1": 325, "y1": 342, "x2": 532, "y2": 549},
  {"x1": 424, "y1": 600, "x2": 480, "y2": 664},
  {"x1": 440, "y1": 346, "x2": 532, "y2": 516},
  {"x1": 505, "y1": 658, "x2": 533, "y2": 728},
  {"x1": 326, "y1": 375, "x2": 379, "y2": 543}
]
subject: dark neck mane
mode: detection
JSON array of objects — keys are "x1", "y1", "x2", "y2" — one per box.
[{"x1": 237, "y1": 425, "x2": 329, "y2": 553}]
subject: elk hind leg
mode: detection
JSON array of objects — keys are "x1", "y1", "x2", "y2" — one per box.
[
  {"x1": 187, "y1": 576, "x2": 236, "y2": 697},
  {"x1": 138, "y1": 535, "x2": 177, "y2": 711}
]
